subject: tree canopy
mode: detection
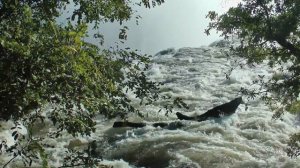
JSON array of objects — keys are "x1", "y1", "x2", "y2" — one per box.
[
  {"x1": 0, "y1": 0, "x2": 184, "y2": 167},
  {"x1": 206, "y1": 0, "x2": 300, "y2": 157}
]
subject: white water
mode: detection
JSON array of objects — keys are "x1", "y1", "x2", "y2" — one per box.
[
  {"x1": 99, "y1": 42, "x2": 300, "y2": 168},
  {"x1": 1, "y1": 41, "x2": 300, "y2": 168}
]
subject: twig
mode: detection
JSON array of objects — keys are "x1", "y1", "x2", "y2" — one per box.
[{"x1": 3, "y1": 154, "x2": 18, "y2": 168}]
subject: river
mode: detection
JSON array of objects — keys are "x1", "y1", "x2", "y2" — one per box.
[
  {"x1": 94, "y1": 41, "x2": 300, "y2": 168},
  {"x1": 1, "y1": 40, "x2": 300, "y2": 168}
]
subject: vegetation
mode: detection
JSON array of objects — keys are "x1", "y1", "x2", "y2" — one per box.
[
  {"x1": 206, "y1": 0, "x2": 300, "y2": 158},
  {"x1": 0, "y1": 0, "x2": 193, "y2": 167},
  {"x1": 2, "y1": 0, "x2": 299, "y2": 166}
]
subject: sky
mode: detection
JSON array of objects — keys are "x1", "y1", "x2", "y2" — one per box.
[{"x1": 88, "y1": 0, "x2": 241, "y2": 55}]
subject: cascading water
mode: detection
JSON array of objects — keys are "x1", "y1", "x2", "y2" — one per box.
[
  {"x1": 1, "y1": 41, "x2": 300, "y2": 168},
  {"x1": 99, "y1": 42, "x2": 300, "y2": 168}
]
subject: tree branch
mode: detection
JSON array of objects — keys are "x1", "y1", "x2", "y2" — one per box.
[
  {"x1": 2, "y1": 154, "x2": 18, "y2": 168},
  {"x1": 274, "y1": 36, "x2": 300, "y2": 59}
]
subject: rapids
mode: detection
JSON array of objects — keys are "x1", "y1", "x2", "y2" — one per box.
[
  {"x1": 99, "y1": 42, "x2": 300, "y2": 168},
  {"x1": 1, "y1": 40, "x2": 300, "y2": 168}
]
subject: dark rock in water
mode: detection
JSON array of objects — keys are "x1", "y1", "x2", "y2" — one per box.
[
  {"x1": 167, "y1": 121, "x2": 185, "y2": 130},
  {"x1": 113, "y1": 121, "x2": 184, "y2": 130},
  {"x1": 176, "y1": 112, "x2": 196, "y2": 121},
  {"x1": 113, "y1": 121, "x2": 146, "y2": 128},
  {"x1": 155, "y1": 48, "x2": 176, "y2": 56},
  {"x1": 152, "y1": 122, "x2": 168, "y2": 128},
  {"x1": 113, "y1": 98, "x2": 242, "y2": 128},
  {"x1": 153, "y1": 121, "x2": 185, "y2": 130},
  {"x1": 176, "y1": 97, "x2": 243, "y2": 122}
]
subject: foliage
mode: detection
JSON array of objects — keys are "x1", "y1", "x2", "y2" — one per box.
[
  {"x1": 0, "y1": 0, "x2": 184, "y2": 167},
  {"x1": 206, "y1": 0, "x2": 300, "y2": 116},
  {"x1": 206, "y1": 0, "x2": 300, "y2": 157},
  {"x1": 286, "y1": 101, "x2": 300, "y2": 114},
  {"x1": 287, "y1": 132, "x2": 300, "y2": 158}
]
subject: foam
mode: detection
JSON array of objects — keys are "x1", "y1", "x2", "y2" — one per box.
[{"x1": 1, "y1": 44, "x2": 300, "y2": 167}]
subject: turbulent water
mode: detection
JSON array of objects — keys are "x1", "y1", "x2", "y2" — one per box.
[
  {"x1": 1, "y1": 41, "x2": 300, "y2": 168},
  {"x1": 98, "y1": 42, "x2": 300, "y2": 168}
]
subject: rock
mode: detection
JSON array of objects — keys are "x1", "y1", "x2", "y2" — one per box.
[
  {"x1": 112, "y1": 121, "x2": 184, "y2": 130},
  {"x1": 113, "y1": 121, "x2": 146, "y2": 128},
  {"x1": 176, "y1": 97, "x2": 243, "y2": 121}
]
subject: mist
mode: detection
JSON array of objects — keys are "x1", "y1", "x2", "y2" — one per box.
[{"x1": 88, "y1": 0, "x2": 240, "y2": 55}]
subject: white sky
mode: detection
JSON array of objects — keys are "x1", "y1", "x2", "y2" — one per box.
[{"x1": 89, "y1": 0, "x2": 241, "y2": 55}]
